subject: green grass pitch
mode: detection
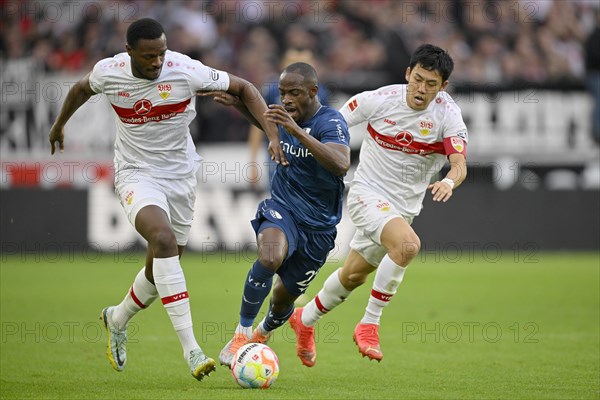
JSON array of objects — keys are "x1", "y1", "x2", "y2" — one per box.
[{"x1": 1, "y1": 251, "x2": 598, "y2": 399}]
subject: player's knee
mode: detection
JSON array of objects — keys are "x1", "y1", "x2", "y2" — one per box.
[
  {"x1": 389, "y1": 232, "x2": 420, "y2": 266},
  {"x1": 340, "y1": 268, "x2": 369, "y2": 290},
  {"x1": 257, "y1": 255, "x2": 284, "y2": 272},
  {"x1": 150, "y1": 228, "x2": 177, "y2": 254}
]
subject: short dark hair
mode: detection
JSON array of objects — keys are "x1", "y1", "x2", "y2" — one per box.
[
  {"x1": 126, "y1": 18, "x2": 165, "y2": 49},
  {"x1": 283, "y1": 62, "x2": 318, "y2": 87},
  {"x1": 409, "y1": 44, "x2": 454, "y2": 82}
]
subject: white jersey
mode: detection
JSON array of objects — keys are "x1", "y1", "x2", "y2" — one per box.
[
  {"x1": 89, "y1": 50, "x2": 230, "y2": 178},
  {"x1": 340, "y1": 84, "x2": 468, "y2": 217}
]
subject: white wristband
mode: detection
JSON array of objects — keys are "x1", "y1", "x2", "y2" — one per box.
[{"x1": 441, "y1": 177, "x2": 455, "y2": 189}]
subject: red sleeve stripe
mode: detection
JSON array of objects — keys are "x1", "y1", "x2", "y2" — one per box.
[
  {"x1": 161, "y1": 291, "x2": 189, "y2": 305},
  {"x1": 443, "y1": 136, "x2": 467, "y2": 156},
  {"x1": 371, "y1": 289, "x2": 393, "y2": 302},
  {"x1": 314, "y1": 295, "x2": 330, "y2": 313},
  {"x1": 130, "y1": 287, "x2": 147, "y2": 309}
]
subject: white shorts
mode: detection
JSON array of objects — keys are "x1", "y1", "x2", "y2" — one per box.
[
  {"x1": 347, "y1": 183, "x2": 414, "y2": 267},
  {"x1": 114, "y1": 170, "x2": 197, "y2": 246}
]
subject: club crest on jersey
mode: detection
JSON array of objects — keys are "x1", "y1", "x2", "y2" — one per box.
[
  {"x1": 451, "y1": 137, "x2": 465, "y2": 152},
  {"x1": 419, "y1": 117, "x2": 434, "y2": 136},
  {"x1": 157, "y1": 83, "x2": 172, "y2": 100},
  {"x1": 395, "y1": 131, "x2": 413, "y2": 146},
  {"x1": 133, "y1": 99, "x2": 152, "y2": 115}
]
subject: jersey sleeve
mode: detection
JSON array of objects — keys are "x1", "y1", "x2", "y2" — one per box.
[
  {"x1": 440, "y1": 95, "x2": 469, "y2": 156},
  {"x1": 187, "y1": 59, "x2": 230, "y2": 92},
  {"x1": 88, "y1": 58, "x2": 111, "y2": 94},
  {"x1": 317, "y1": 112, "x2": 350, "y2": 147},
  {"x1": 339, "y1": 90, "x2": 382, "y2": 128}
]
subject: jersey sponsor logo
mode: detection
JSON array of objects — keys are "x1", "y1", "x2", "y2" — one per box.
[
  {"x1": 281, "y1": 142, "x2": 313, "y2": 158},
  {"x1": 450, "y1": 137, "x2": 465, "y2": 152},
  {"x1": 210, "y1": 68, "x2": 220, "y2": 81},
  {"x1": 167, "y1": 61, "x2": 173, "y2": 67},
  {"x1": 118, "y1": 91, "x2": 130, "y2": 98},
  {"x1": 348, "y1": 98, "x2": 358, "y2": 111},
  {"x1": 395, "y1": 131, "x2": 413, "y2": 146},
  {"x1": 111, "y1": 98, "x2": 191, "y2": 125},
  {"x1": 157, "y1": 83, "x2": 172, "y2": 100},
  {"x1": 367, "y1": 124, "x2": 445, "y2": 156},
  {"x1": 133, "y1": 99, "x2": 152, "y2": 115},
  {"x1": 384, "y1": 118, "x2": 396, "y2": 126}
]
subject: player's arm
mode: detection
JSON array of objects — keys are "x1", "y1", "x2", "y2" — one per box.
[
  {"x1": 265, "y1": 105, "x2": 350, "y2": 176},
  {"x1": 49, "y1": 72, "x2": 96, "y2": 154},
  {"x1": 226, "y1": 75, "x2": 288, "y2": 166},
  {"x1": 428, "y1": 153, "x2": 467, "y2": 202}
]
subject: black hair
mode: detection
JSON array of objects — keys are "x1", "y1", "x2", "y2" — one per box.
[
  {"x1": 283, "y1": 62, "x2": 318, "y2": 87},
  {"x1": 126, "y1": 18, "x2": 165, "y2": 49},
  {"x1": 409, "y1": 44, "x2": 454, "y2": 82}
]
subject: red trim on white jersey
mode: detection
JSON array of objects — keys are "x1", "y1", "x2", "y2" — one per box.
[
  {"x1": 367, "y1": 124, "x2": 445, "y2": 156},
  {"x1": 111, "y1": 98, "x2": 191, "y2": 125}
]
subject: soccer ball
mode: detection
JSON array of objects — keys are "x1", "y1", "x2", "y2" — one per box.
[{"x1": 231, "y1": 343, "x2": 279, "y2": 389}]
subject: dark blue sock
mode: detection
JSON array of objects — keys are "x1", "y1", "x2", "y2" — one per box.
[
  {"x1": 263, "y1": 304, "x2": 294, "y2": 332},
  {"x1": 239, "y1": 261, "x2": 274, "y2": 327}
]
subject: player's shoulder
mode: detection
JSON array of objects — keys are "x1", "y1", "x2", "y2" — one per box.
[
  {"x1": 316, "y1": 106, "x2": 347, "y2": 126},
  {"x1": 433, "y1": 91, "x2": 463, "y2": 115},
  {"x1": 92, "y1": 52, "x2": 129, "y2": 76},
  {"x1": 163, "y1": 50, "x2": 206, "y2": 70},
  {"x1": 360, "y1": 84, "x2": 406, "y2": 107}
]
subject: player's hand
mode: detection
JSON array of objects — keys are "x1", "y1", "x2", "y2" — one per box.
[
  {"x1": 49, "y1": 124, "x2": 65, "y2": 154},
  {"x1": 196, "y1": 90, "x2": 239, "y2": 107},
  {"x1": 428, "y1": 180, "x2": 453, "y2": 202},
  {"x1": 264, "y1": 104, "x2": 300, "y2": 136},
  {"x1": 267, "y1": 138, "x2": 289, "y2": 166}
]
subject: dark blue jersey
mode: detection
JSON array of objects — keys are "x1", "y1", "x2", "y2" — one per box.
[{"x1": 270, "y1": 106, "x2": 350, "y2": 230}]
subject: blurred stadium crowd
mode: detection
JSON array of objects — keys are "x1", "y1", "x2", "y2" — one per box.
[{"x1": 1, "y1": 0, "x2": 599, "y2": 142}]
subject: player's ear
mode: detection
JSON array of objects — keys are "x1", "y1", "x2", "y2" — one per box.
[
  {"x1": 125, "y1": 43, "x2": 133, "y2": 56},
  {"x1": 440, "y1": 80, "x2": 449, "y2": 91},
  {"x1": 405, "y1": 67, "x2": 411, "y2": 82},
  {"x1": 310, "y1": 85, "x2": 319, "y2": 98}
]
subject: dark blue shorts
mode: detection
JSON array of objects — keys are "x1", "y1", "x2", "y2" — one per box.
[{"x1": 251, "y1": 199, "x2": 337, "y2": 296}]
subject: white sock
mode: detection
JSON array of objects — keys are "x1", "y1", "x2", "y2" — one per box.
[
  {"x1": 153, "y1": 256, "x2": 199, "y2": 358},
  {"x1": 361, "y1": 254, "x2": 406, "y2": 325},
  {"x1": 235, "y1": 324, "x2": 252, "y2": 337},
  {"x1": 111, "y1": 267, "x2": 158, "y2": 329},
  {"x1": 302, "y1": 268, "x2": 351, "y2": 327}
]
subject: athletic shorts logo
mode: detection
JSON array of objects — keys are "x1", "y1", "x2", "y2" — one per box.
[
  {"x1": 395, "y1": 131, "x2": 413, "y2": 146},
  {"x1": 133, "y1": 99, "x2": 152, "y2": 115},
  {"x1": 124, "y1": 190, "x2": 134, "y2": 205},
  {"x1": 269, "y1": 210, "x2": 282, "y2": 219},
  {"x1": 376, "y1": 201, "x2": 390, "y2": 212}
]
